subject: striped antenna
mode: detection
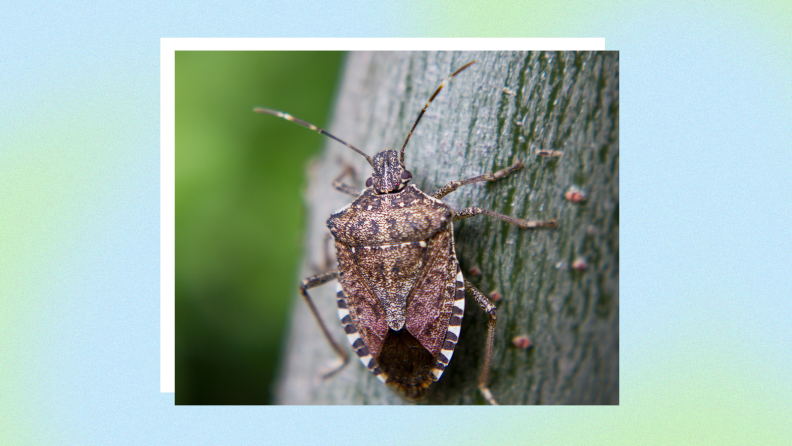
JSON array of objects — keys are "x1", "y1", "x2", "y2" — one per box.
[
  {"x1": 399, "y1": 61, "x2": 477, "y2": 165},
  {"x1": 254, "y1": 108, "x2": 374, "y2": 166}
]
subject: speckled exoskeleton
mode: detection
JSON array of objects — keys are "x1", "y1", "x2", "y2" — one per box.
[{"x1": 255, "y1": 61, "x2": 555, "y2": 405}]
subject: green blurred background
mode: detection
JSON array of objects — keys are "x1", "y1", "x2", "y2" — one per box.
[{"x1": 175, "y1": 52, "x2": 345, "y2": 404}]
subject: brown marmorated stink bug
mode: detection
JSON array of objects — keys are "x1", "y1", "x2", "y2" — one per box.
[{"x1": 255, "y1": 61, "x2": 556, "y2": 405}]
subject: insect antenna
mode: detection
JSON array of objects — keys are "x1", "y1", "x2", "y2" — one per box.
[
  {"x1": 398, "y1": 60, "x2": 477, "y2": 165},
  {"x1": 254, "y1": 107, "x2": 374, "y2": 166}
]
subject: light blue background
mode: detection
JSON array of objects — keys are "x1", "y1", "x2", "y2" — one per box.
[{"x1": 2, "y1": 1, "x2": 790, "y2": 444}]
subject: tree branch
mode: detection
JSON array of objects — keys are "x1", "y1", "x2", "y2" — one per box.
[{"x1": 276, "y1": 51, "x2": 619, "y2": 405}]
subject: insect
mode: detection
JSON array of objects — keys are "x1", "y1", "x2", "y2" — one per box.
[{"x1": 255, "y1": 61, "x2": 556, "y2": 404}]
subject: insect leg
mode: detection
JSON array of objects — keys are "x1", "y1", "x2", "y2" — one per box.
[
  {"x1": 321, "y1": 233, "x2": 335, "y2": 269},
  {"x1": 431, "y1": 162, "x2": 525, "y2": 199},
  {"x1": 311, "y1": 233, "x2": 336, "y2": 272},
  {"x1": 300, "y1": 270, "x2": 350, "y2": 378},
  {"x1": 332, "y1": 165, "x2": 361, "y2": 196},
  {"x1": 453, "y1": 207, "x2": 556, "y2": 228},
  {"x1": 464, "y1": 279, "x2": 499, "y2": 406}
]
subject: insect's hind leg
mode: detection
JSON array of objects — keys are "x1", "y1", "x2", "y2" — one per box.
[
  {"x1": 332, "y1": 165, "x2": 361, "y2": 196},
  {"x1": 300, "y1": 270, "x2": 349, "y2": 378},
  {"x1": 464, "y1": 279, "x2": 498, "y2": 405},
  {"x1": 432, "y1": 162, "x2": 525, "y2": 199}
]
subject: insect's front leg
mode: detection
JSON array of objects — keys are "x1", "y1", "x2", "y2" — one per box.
[
  {"x1": 310, "y1": 233, "x2": 336, "y2": 273},
  {"x1": 300, "y1": 270, "x2": 349, "y2": 378},
  {"x1": 432, "y1": 162, "x2": 525, "y2": 199},
  {"x1": 332, "y1": 165, "x2": 362, "y2": 196},
  {"x1": 464, "y1": 279, "x2": 498, "y2": 406}
]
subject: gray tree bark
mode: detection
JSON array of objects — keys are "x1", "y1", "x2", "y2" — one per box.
[{"x1": 276, "y1": 51, "x2": 618, "y2": 404}]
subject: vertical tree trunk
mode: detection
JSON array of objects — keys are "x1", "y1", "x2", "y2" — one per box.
[{"x1": 276, "y1": 51, "x2": 618, "y2": 404}]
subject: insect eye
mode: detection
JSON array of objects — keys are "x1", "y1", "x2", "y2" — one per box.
[
  {"x1": 366, "y1": 177, "x2": 373, "y2": 187},
  {"x1": 401, "y1": 171, "x2": 412, "y2": 181}
]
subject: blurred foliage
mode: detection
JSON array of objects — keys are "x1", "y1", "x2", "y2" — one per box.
[{"x1": 175, "y1": 51, "x2": 344, "y2": 404}]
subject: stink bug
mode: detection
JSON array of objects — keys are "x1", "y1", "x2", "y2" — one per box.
[{"x1": 256, "y1": 61, "x2": 556, "y2": 404}]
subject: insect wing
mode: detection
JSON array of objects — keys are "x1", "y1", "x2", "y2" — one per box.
[
  {"x1": 335, "y1": 242, "x2": 390, "y2": 358},
  {"x1": 404, "y1": 227, "x2": 458, "y2": 356}
]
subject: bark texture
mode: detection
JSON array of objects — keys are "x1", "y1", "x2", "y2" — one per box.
[{"x1": 276, "y1": 51, "x2": 619, "y2": 404}]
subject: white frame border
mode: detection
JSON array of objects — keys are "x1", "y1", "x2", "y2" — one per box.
[{"x1": 159, "y1": 38, "x2": 606, "y2": 393}]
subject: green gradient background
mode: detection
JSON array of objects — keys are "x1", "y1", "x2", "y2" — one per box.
[
  {"x1": 175, "y1": 52, "x2": 344, "y2": 404},
  {"x1": 3, "y1": 1, "x2": 792, "y2": 444}
]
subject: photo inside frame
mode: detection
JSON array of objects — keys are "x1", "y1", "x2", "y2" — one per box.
[{"x1": 174, "y1": 50, "x2": 618, "y2": 406}]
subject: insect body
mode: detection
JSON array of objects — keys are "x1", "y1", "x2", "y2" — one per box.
[
  {"x1": 328, "y1": 155, "x2": 462, "y2": 400},
  {"x1": 255, "y1": 61, "x2": 555, "y2": 404}
]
